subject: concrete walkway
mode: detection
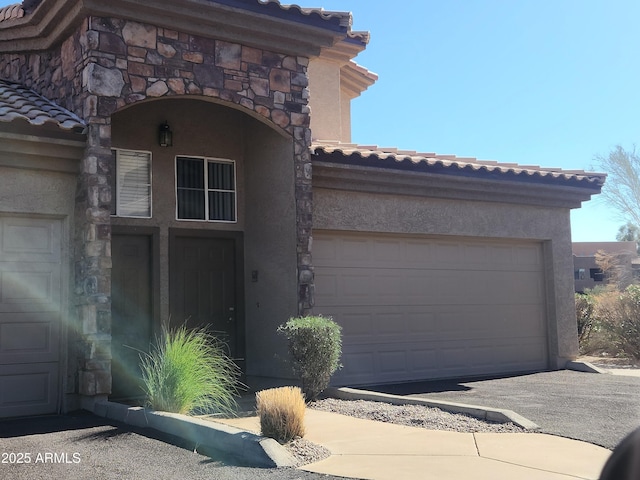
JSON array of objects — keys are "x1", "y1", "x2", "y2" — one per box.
[{"x1": 216, "y1": 409, "x2": 611, "y2": 480}]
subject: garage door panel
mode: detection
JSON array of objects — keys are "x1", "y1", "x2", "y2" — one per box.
[
  {"x1": 0, "y1": 362, "x2": 59, "y2": 417},
  {"x1": 0, "y1": 312, "x2": 59, "y2": 363},
  {"x1": 0, "y1": 217, "x2": 61, "y2": 262},
  {"x1": 339, "y1": 350, "x2": 376, "y2": 381},
  {"x1": 0, "y1": 216, "x2": 62, "y2": 417},
  {"x1": 409, "y1": 349, "x2": 440, "y2": 375},
  {"x1": 405, "y1": 241, "x2": 433, "y2": 266},
  {"x1": 320, "y1": 268, "x2": 542, "y2": 307},
  {"x1": 406, "y1": 310, "x2": 437, "y2": 334},
  {"x1": 338, "y1": 312, "x2": 374, "y2": 337},
  {"x1": 0, "y1": 264, "x2": 61, "y2": 311},
  {"x1": 334, "y1": 339, "x2": 549, "y2": 384},
  {"x1": 379, "y1": 350, "x2": 407, "y2": 374},
  {"x1": 321, "y1": 306, "x2": 438, "y2": 343},
  {"x1": 314, "y1": 231, "x2": 548, "y2": 385}
]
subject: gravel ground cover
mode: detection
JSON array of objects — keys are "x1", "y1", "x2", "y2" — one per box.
[{"x1": 309, "y1": 398, "x2": 526, "y2": 433}]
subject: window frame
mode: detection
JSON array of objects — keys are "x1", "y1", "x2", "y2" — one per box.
[
  {"x1": 111, "y1": 148, "x2": 153, "y2": 219},
  {"x1": 174, "y1": 155, "x2": 238, "y2": 223}
]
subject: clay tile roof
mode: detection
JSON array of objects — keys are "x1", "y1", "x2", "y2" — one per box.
[
  {"x1": 312, "y1": 140, "x2": 606, "y2": 188},
  {"x1": 270, "y1": 2, "x2": 351, "y2": 25},
  {"x1": 224, "y1": 1, "x2": 351, "y2": 31},
  {"x1": 0, "y1": 80, "x2": 86, "y2": 132},
  {"x1": 0, "y1": 3, "x2": 24, "y2": 23}
]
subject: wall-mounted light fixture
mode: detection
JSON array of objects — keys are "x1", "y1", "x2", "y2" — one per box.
[{"x1": 158, "y1": 122, "x2": 173, "y2": 147}]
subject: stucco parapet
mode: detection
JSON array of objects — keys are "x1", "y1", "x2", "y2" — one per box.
[{"x1": 313, "y1": 161, "x2": 601, "y2": 209}]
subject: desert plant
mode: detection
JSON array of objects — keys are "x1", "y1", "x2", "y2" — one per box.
[
  {"x1": 139, "y1": 325, "x2": 241, "y2": 415},
  {"x1": 278, "y1": 315, "x2": 342, "y2": 401},
  {"x1": 256, "y1": 386, "x2": 306, "y2": 443},
  {"x1": 596, "y1": 284, "x2": 640, "y2": 361},
  {"x1": 576, "y1": 292, "x2": 596, "y2": 351}
]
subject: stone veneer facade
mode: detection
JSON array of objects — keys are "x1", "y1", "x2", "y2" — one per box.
[{"x1": 0, "y1": 16, "x2": 314, "y2": 400}]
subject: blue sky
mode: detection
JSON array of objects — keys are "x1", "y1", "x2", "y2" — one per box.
[
  {"x1": 302, "y1": 0, "x2": 638, "y2": 242},
  {"x1": 2, "y1": 1, "x2": 636, "y2": 241}
]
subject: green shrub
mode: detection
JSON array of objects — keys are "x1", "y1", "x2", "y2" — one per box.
[
  {"x1": 256, "y1": 386, "x2": 306, "y2": 443},
  {"x1": 278, "y1": 315, "x2": 342, "y2": 402},
  {"x1": 139, "y1": 325, "x2": 241, "y2": 415}
]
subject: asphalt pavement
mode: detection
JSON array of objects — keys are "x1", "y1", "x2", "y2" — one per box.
[
  {"x1": 364, "y1": 369, "x2": 640, "y2": 450},
  {"x1": 0, "y1": 411, "x2": 352, "y2": 480}
]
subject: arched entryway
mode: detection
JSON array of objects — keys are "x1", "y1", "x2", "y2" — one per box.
[{"x1": 109, "y1": 97, "x2": 299, "y2": 398}]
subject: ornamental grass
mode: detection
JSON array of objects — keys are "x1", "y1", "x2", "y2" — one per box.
[{"x1": 139, "y1": 325, "x2": 241, "y2": 416}]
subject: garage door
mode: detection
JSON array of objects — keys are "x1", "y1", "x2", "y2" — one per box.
[
  {"x1": 313, "y1": 231, "x2": 548, "y2": 386},
  {"x1": 0, "y1": 217, "x2": 62, "y2": 417}
]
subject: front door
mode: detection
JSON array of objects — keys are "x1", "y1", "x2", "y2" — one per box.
[
  {"x1": 169, "y1": 235, "x2": 239, "y2": 358},
  {"x1": 111, "y1": 234, "x2": 152, "y2": 400}
]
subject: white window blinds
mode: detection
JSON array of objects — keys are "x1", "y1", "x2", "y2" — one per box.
[{"x1": 116, "y1": 150, "x2": 151, "y2": 218}]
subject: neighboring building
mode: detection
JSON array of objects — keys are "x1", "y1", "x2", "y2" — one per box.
[
  {"x1": 0, "y1": 0, "x2": 605, "y2": 418},
  {"x1": 573, "y1": 242, "x2": 638, "y2": 293}
]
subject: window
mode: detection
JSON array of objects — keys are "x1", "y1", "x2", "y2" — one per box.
[
  {"x1": 176, "y1": 156, "x2": 236, "y2": 222},
  {"x1": 112, "y1": 149, "x2": 152, "y2": 218},
  {"x1": 590, "y1": 268, "x2": 604, "y2": 282}
]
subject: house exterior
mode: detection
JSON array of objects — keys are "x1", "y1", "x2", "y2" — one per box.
[
  {"x1": 573, "y1": 242, "x2": 638, "y2": 293},
  {"x1": 0, "y1": 0, "x2": 605, "y2": 418}
]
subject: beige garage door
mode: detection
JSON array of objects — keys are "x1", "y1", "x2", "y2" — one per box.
[
  {"x1": 313, "y1": 231, "x2": 548, "y2": 386},
  {"x1": 0, "y1": 216, "x2": 62, "y2": 417}
]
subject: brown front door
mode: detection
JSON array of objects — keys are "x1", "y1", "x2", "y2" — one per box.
[
  {"x1": 169, "y1": 235, "x2": 239, "y2": 358},
  {"x1": 111, "y1": 234, "x2": 152, "y2": 399}
]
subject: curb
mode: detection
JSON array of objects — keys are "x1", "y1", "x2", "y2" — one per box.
[
  {"x1": 92, "y1": 400, "x2": 296, "y2": 468},
  {"x1": 565, "y1": 361, "x2": 609, "y2": 374},
  {"x1": 325, "y1": 387, "x2": 540, "y2": 431}
]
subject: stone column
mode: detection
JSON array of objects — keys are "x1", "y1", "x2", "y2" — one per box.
[
  {"x1": 74, "y1": 121, "x2": 113, "y2": 404},
  {"x1": 75, "y1": 59, "x2": 121, "y2": 402}
]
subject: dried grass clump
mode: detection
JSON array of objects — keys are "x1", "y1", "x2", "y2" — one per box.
[{"x1": 256, "y1": 386, "x2": 306, "y2": 443}]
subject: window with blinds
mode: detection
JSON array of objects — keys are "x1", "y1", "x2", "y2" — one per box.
[
  {"x1": 176, "y1": 156, "x2": 236, "y2": 222},
  {"x1": 113, "y1": 150, "x2": 152, "y2": 218}
]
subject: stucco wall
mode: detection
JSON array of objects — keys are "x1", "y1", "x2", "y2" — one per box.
[
  {"x1": 244, "y1": 121, "x2": 298, "y2": 380},
  {"x1": 313, "y1": 186, "x2": 579, "y2": 368},
  {"x1": 308, "y1": 58, "x2": 343, "y2": 142},
  {"x1": 0, "y1": 166, "x2": 77, "y2": 217}
]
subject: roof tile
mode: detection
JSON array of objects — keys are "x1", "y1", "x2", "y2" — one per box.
[
  {"x1": 0, "y1": 3, "x2": 23, "y2": 23},
  {"x1": 0, "y1": 80, "x2": 85, "y2": 132},
  {"x1": 312, "y1": 141, "x2": 606, "y2": 187}
]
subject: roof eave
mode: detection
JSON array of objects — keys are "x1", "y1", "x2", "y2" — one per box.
[
  {"x1": 0, "y1": 0, "x2": 349, "y2": 57},
  {"x1": 341, "y1": 61, "x2": 378, "y2": 98},
  {"x1": 313, "y1": 160, "x2": 602, "y2": 209}
]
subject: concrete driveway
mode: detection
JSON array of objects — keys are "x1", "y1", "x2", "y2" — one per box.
[
  {"x1": 0, "y1": 411, "x2": 352, "y2": 480},
  {"x1": 364, "y1": 369, "x2": 640, "y2": 449}
]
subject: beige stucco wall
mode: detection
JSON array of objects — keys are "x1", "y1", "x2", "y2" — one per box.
[
  {"x1": 0, "y1": 166, "x2": 77, "y2": 217},
  {"x1": 111, "y1": 97, "x2": 298, "y2": 383},
  {"x1": 313, "y1": 186, "x2": 579, "y2": 368},
  {"x1": 308, "y1": 58, "x2": 343, "y2": 142},
  {"x1": 340, "y1": 88, "x2": 352, "y2": 142}
]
